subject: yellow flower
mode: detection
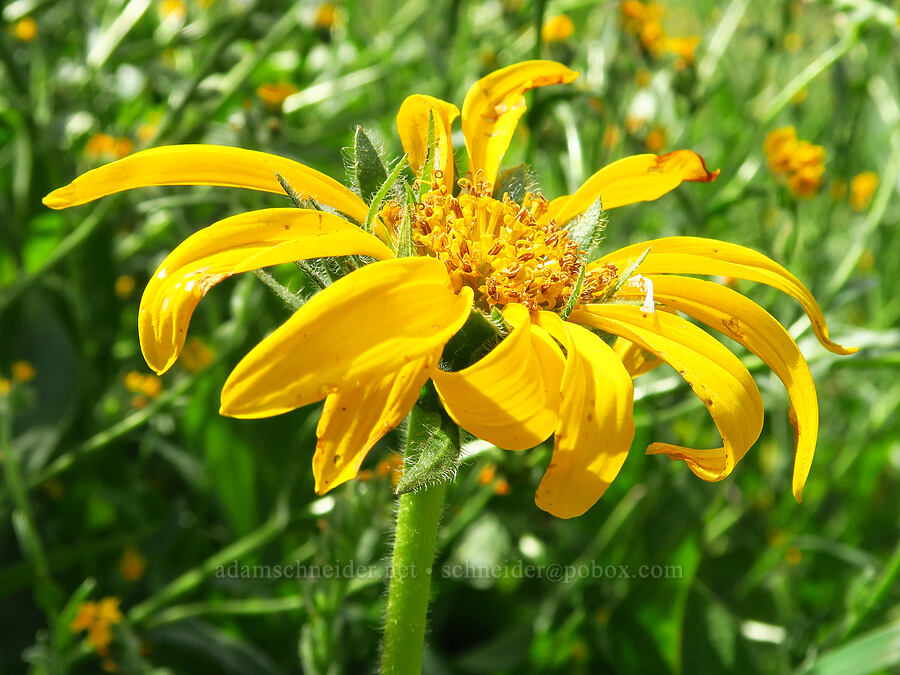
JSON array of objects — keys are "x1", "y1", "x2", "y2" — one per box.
[
  {"x1": 0, "y1": 378, "x2": 10, "y2": 395},
  {"x1": 640, "y1": 21, "x2": 667, "y2": 56},
  {"x1": 85, "y1": 134, "x2": 133, "y2": 160},
  {"x1": 45, "y1": 61, "x2": 854, "y2": 518},
  {"x1": 13, "y1": 17, "x2": 38, "y2": 42},
  {"x1": 118, "y1": 546, "x2": 147, "y2": 581},
  {"x1": 849, "y1": 171, "x2": 878, "y2": 211},
  {"x1": 477, "y1": 465, "x2": 496, "y2": 485},
  {"x1": 115, "y1": 274, "x2": 136, "y2": 298},
  {"x1": 541, "y1": 14, "x2": 575, "y2": 43},
  {"x1": 124, "y1": 371, "x2": 146, "y2": 393},
  {"x1": 11, "y1": 360, "x2": 36, "y2": 382},
  {"x1": 666, "y1": 35, "x2": 701, "y2": 68},
  {"x1": 256, "y1": 82, "x2": 299, "y2": 107},
  {"x1": 179, "y1": 337, "x2": 215, "y2": 373},
  {"x1": 644, "y1": 126, "x2": 666, "y2": 153},
  {"x1": 158, "y1": 0, "x2": 186, "y2": 20},
  {"x1": 70, "y1": 598, "x2": 123, "y2": 655},
  {"x1": 763, "y1": 126, "x2": 798, "y2": 174},
  {"x1": 314, "y1": 3, "x2": 338, "y2": 29}
]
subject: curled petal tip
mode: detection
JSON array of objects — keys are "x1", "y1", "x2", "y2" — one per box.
[{"x1": 656, "y1": 150, "x2": 720, "y2": 183}]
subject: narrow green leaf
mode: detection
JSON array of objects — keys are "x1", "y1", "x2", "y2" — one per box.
[
  {"x1": 396, "y1": 385, "x2": 461, "y2": 494},
  {"x1": 396, "y1": 182, "x2": 417, "y2": 258},
  {"x1": 419, "y1": 109, "x2": 437, "y2": 198},
  {"x1": 363, "y1": 154, "x2": 408, "y2": 235},
  {"x1": 801, "y1": 618, "x2": 900, "y2": 675},
  {"x1": 492, "y1": 163, "x2": 538, "y2": 203},
  {"x1": 561, "y1": 195, "x2": 607, "y2": 260},
  {"x1": 560, "y1": 261, "x2": 586, "y2": 320},
  {"x1": 350, "y1": 126, "x2": 388, "y2": 204}
]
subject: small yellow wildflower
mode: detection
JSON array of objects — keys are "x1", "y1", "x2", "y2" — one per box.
[
  {"x1": 13, "y1": 17, "x2": 38, "y2": 42},
  {"x1": 257, "y1": 83, "x2": 299, "y2": 108},
  {"x1": 0, "y1": 379, "x2": 10, "y2": 395},
  {"x1": 541, "y1": 14, "x2": 575, "y2": 43},
  {"x1": 763, "y1": 126, "x2": 798, "y2": 174},
  {"x1": 11, "y1": 361, "x2": 36, "y2": 382},
  {"x1": 45, "y1": 60, "x2": 854, "y2": 518},
  {"x1": 85, "y1": 134, "x2": 133, "y2": 160},
  {"x1": 787, "y1": 165, "x2": 825, "y2": 198},
  {"x1": 493, "y1": 478, "x2": 510, "y2": 495},
  {"x1": 666, "y1": 35, "x2": 701, "y2": 68},
  {"x1": 118, "y1": 546, "x2": 147, "y2": 582},
  {"x1": 640, "y1": 21, "x2": 667, "y2": 56},
  {"x1": 849, "y1": 171, "x2": 878, "y2": 211},
  {"x1": 158, "y1": 0, "x2": 186, "y2": 20},
  {"x1": 113, "y1": 138, "x2": 133, "y2": 158},
  {"x1": 602, "y1": 124, "x2": 621, "y2": 149},
  {"x1": 645, "y1": 126, "x2": 666, "y2": 153},
  {"x1": 477, "y1": 465, "x2": 496, "y2": 485},
  {"x1": 70, "y1": 598, "x2": 123, "y2": 655},
  {"x1": 114, "y1": 275, "x2": 136, "y2": 299},
  {"x1": 140, "y1": 375, "x2": 163, "y2": 398},
  {"x1": 124, "y1": 371, "x2": 145, "y2": 393},
  {"x1": 179, "y1": 337, "x2": 215, "y2": 373},
  {"x1": 791, "y1": 87, "x2": 808, "y2": 105},
  {"x1": 314, "y1": 3, "x2": 338, "y2": 29}
]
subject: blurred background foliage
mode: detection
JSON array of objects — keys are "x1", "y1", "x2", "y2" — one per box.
[{"x1": 1, "y1": 0, "x2": 899, "y2": 673}]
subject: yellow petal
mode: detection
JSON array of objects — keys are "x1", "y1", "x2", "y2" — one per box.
[
  {"x1": 43, "y1": 144, "x2": 370, "y2": 224},
  {"x1": 140, "y1": 208, "x2": 394, "y2": 374},
  {"x1": 613, "y1": 337, "x2": 662, "y2": 378},
  {"x1": 596, "y1": 236, "x2": 856, "y2": 355},
  {"x1": 396, "y1": 94, "x2": 460, "y2": 192},
  {"x1": 623, "y1": 275, "x2": 818, "y2": 501},
  {"x1": 220, "y1": 257, "x2": 473, "y2": 418},
  {"x1": 313, "y1": 347, "x2": 440, "y2": 494},
  {"x1": 432, "y1": 304, "x2": 558, "y2": 450},
  {"x1": 570, "y1": 304, "x2": 764, "y2": 483},
  {"x1": 462, "y1": 60, "x2": 579, "y2": 189},
  {"x1": 554, "y1": 151, "x2": 720, "y2": 223},
  {"x1": 533, "y1": 312, "x2": 635, "y2": 519}
]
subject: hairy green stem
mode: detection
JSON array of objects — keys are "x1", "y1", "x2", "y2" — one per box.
[{"x1": 380, "y1": 482, "x2": 447, "y2": 675}]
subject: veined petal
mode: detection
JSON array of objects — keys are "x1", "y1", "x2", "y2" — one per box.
[
  {"x1": 570, "y1": 305, "x2": 764, "y2": 482},
  {"x1": 432, "y1": 304, "x2": 558, "y2": 451},
  {"x1": 140, "y1": 208, "x2": 394, "y2": 374},
  {"x1": 462, "y1": 60, "x2": 579, "y2": 189},
  {"x1": 622, "y1": 275, "x2": 818, "y2": 501},
  {"x1": 220, "y1": 257, "x2": 473, "y2": 419},
  {"x1": 596, "y1": 236, "x2": 856, "y2": 355},
  {"x1": 534, "y1": 312, "x2": 636, "y2": 519},
  {"x1": 396, "y1": 94, "x2": 460, "y2": 192},
  {"x1": 613, "y1": 337, "x2": 662, "y2": 378},
  {"x1": 554, "y1": 151, "x2": 720, "y2": 223},
  {"x1": 313, "y1": 347, "x2": 440, "y2": 494},
  {"x1": 43, "y1": 144, "x2": 370, "y2": 224}
]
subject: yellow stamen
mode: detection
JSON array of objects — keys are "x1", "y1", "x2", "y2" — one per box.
[{"x1": 411, "y1": 174, "x2": 617, "y2": 312}]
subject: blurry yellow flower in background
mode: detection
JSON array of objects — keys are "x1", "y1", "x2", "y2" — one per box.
[
  {"x1": 645, "y1": 126, "x2": 666, "y2": 153},
  {"x1": 114, "y1": 274, "x2": 136, "y2": 299},
  {"x1": 45, "y1": 60, "x2": 854, "y2": 517},
  {"x1": 666, "y1": 35, "x2": 701, "y2": 68},
  {"x1": 12, "y1": 361, "x2": 36, "y2": 382},
  {"x1": 541, "y1": 14, "x2": 574, "y2": 43},
  {"x1": 85, "y1": 134, "x2": 133, "y2": 160},
  {"x1": 70, "y1": 597, "x2": 123, "y2": 655},
  {"x1": 764, "y1": 127, "x2": 826, "y2": 198},
  {"x1": 13, "y1": 17, "x2": 38, "y2": 42},
  {"x1": 0, "y1": 379, "x2": 10, "y2": 395},
  {"x1": 849, "y1": 171, "x2": 878, "y2": 211},
  {"x1": 256, "y1": 82, "x2": 299, "y2": 108},
  {"x1": 602, "y1": 124, "x2": 621, "y2": 149},
  {"x1": 477, "y1": 465, "x2": 496, "y2": 485},
  {"x1": 314, "y1": 3, "x2": 339, "y2": 30},
  {"x1": 158, "y1": 0, "x2": 186, "y2": 20},
  {"x1": 119, "y1": 546, "x2": 147, "y2": 581},
  {"x1": 639, "y1": 20, "x2": 667, "y2": 56},
  {"x1": 179, "y1": 337, "x2": 215, "y2": 373}
]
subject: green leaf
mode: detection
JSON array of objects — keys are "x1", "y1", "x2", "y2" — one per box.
[
  {"x1": 492, "y1": 163, "x2": 538, "y2": 203},
  {"x1": 349, "y1": 126, "x2": 388, "y2": 204},
  {"x1": 604, "y1": 246, "x2": 651, "y2": 299},
  {"x1": 396, "y1": 384, "x2": 461, "y2": 494},
  {"x1": 419, "y1": 109, "x2": 437, "y2": 198},
  {"x1": 396, "y1": 181, "x2": 417, "y2": 258},
  {"x1": 801, "y1": 618, "x2": 900, "y2": 675},
  {"x1": 560, "y1": 261, "x2": 586, "y2": 320},
  {"x1": 561, "y1": 195, "x2": 607, "y2": 260},
  {"x1": 363, "y1": 154, "x2": 408, "y2": 235}
]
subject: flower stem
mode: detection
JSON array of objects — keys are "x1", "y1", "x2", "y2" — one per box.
[{"x1": 380, "y1": 481, "x2": 447, "y2": 675}]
